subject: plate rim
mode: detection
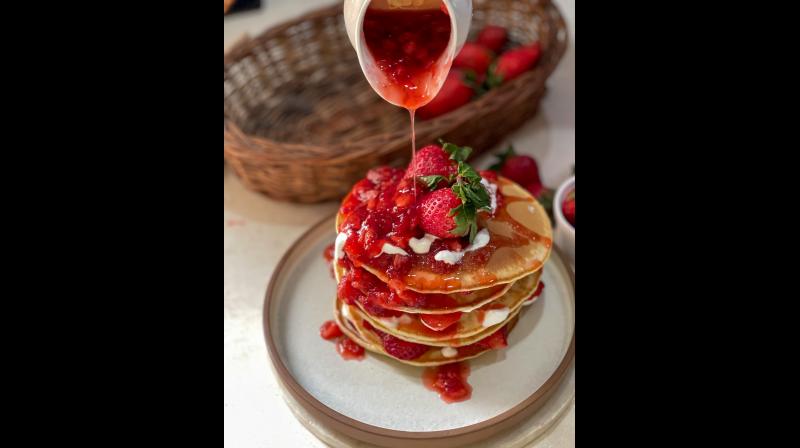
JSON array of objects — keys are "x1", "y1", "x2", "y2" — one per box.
[{"x1": 263, "y1": 213, "x2": 575, "y2": 443}]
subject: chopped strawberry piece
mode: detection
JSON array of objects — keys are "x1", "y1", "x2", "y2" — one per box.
[
  {"x1": 422, "y1": 362, "x2": 472, "y2": 403},
  {"x1": 479, "y1": 328, "x2": 508, "y2": 350},
  {"x1": 336, "y1": 337, "x2": 365, "y2": 360},
  {"x1": 319, "y1": 320, "x2": 343, "y2": 340},
  {"x1": 380, "y1": 332, "x2": 429, "y2": 360}
]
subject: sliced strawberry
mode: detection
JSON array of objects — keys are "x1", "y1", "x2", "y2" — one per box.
[
  {"x1": 490, "y1": 42, "x2": 542, "y2": 85},
  {"x1": 404, "y1": 144, "x2": 457, "y2": 180},
  {"x1": 420, "y1": 312, "x2": 463, "y2": 331},
  {"x1": 319, "y1": 320, "x2": 343, "y2": 340},
  {"x1": 417, "y1": 188, "x2": 463, "y2": 238},
  {"x1": 417, "y1": 70, "x2": 474, "y2": 120},
  {"x1": 380, "y1": 333, "x2": 429, "y2": 360},
  {"x1": 500, "y1": 154, "x2": 540, "y2": 186},
  {"x1": 477, "y1": 25, "x2": 508, "y2": 53},
  {"x1": 452, "y1": 43, "x2": 493, "y2": 76}
]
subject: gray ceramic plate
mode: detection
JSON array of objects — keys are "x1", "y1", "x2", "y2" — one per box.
[{"x1": 264, "y1": 214, "x2": 575, "y2": 447}]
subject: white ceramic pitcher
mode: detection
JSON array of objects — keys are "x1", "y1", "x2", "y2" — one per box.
[{"x1": 343, "y1": 0, "x2": 472, "y2": 108}]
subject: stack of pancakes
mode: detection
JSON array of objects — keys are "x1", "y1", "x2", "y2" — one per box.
[{"x1": 334, "y1": 177, "x2": 553, "y2": 366}]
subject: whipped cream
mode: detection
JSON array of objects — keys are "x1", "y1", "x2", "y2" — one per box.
[
  {"x1": 433, "y1": 228, "x2": 491, "y2": 265},
  {"x1": 434, "y1": 250, "x2": 464, "y2": 264},
  {"x1": 334, "y1": 232, "x2": 348, "y2": 261},
  {"x1": 482, "y1": 306, "x2": 510, "y2": 328},
  {"x1": 409, "y1": 233, "x2": 438, "y2": 254},
  {"x1": 379, "y1": 314, "x2": 412, "y2": 329},
  {"x1": 441, "y1": 347, "x2": 458, "y2": 358},
  {"x1": 377, "y1": 242, "x2": 409, "y2": 257},
  {"x1": 481, "y1": 178, "x2": 498, "y2": 214},
  {"x1": 341, "y1": 303, "x2": 354, "y2": 322}
]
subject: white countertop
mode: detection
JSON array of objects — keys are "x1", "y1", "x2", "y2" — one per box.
[{"x1": 224, "y1": 1, "x2": 574, "y2": 446}]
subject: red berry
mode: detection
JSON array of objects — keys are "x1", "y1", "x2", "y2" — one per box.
[
  {"x1": 526, "y1": 281, "x2": 545, "y2": 302},
  {"x1": 337, "y1": 337, "x2": 365, "y2": 360},
  {"x1": 417, "y1": 70, "x2": 474, "y2": 120},
  {"x1": 404, "y1": 145, "x2": 457, "y2": 180},
  {"x1": 479, "y1": 328, "x2": 508, "y2": 350},
  {"x1": 366, "y1": 166, "x2": 404, "y2": 188},
  {"x1": 452, "y1": 43, "x2": 493, "y2": 75},
  {"x1": 417, "y1": 188, "x2": 463, "y2": 238},
  {"x1": 477, "y1": 25, "x2": 508, "y2": 53},
  {"x1": 322, "y1": 243, "x2": 334, "y2": 263},
  {"x1": 479, "y1": 170, "x2": 498, "y2": 182},
  {"x1": 525, "y1": 181, "x2": 544, "y2": 197},
  {"x1": 380, "y1": 333, "x2": 429, "y2": 360},
  {"x1": 562, "y1": 191, "x2": 575, "y2": 227},
  {"x1": 493, "y1": 42, "x2": 541, "y2": 83},
  {"x1": 420, "y1": 312, "x2": 463, "y2": 331},
  {"x1": 500, "y1": 155, "x2": 540, "y2": 186},
  {"x1": 319, "y1": 320, "x2": 343, "y2": 340}
]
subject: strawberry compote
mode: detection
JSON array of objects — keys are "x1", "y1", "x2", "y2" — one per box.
[
  {"x1": 363, "y1": 5, "x2": 452, "y2": 110},
  {"x1": 361, "y1": 319, "x2": 509, "y2": 362},
  {"x1": 422, "y1": 362, "x2": 472, "y2": 403},
  {"x1": 338, "y1": 166, "x2": 501, "y2": 285},
  {"x1": 336, "y1": 336, "x2": 366, "y2": 361},
  {"x1": 337, "y1": 264, "x2": 459, "y2": 312}
]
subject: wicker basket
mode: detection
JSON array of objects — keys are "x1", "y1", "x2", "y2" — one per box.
[{"x1": 224, "y1": 0, "x2": 568, "y2": 203}]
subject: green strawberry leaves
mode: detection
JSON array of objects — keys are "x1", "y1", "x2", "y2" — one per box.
[
  {"x1": 419, "y1": 175, "x2": 446, "y2": 189},
  {"x1": 485, "y1": 62, "x2": 504, "y2": 89},
  {"x1": 442, "y1": 141, "x2": 473, "y2": 163},
  {"x1": 439, "y1": 140, "x2": 491, "y2": 242}
]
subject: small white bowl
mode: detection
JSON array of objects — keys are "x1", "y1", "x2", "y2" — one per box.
[{"x1": 553, "y1": 176, "x2": 575, "y2": 268}]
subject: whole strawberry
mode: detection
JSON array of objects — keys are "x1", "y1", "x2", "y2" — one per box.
[
  {"x1": 417, "y1": 188, "x2": 464, "y2": 238},
  {"x1": 488, "y1": 42, "x2": 541, "y2": 86},
  {"x1": 477, "y1": 25, "x2": 508, "y2": 53},
  {"x1": 562, "y1": 190, "x2": 575, "y2": 227},
  {"x1": 417, "y1": 70, "x2": 474, "y2": 120},
  {"x1": 452, "y1": 43, "x2": 493, "y2": 76},
  {"x1": 404, "y1": 144, "x2": 457, "y2": 180},
  {"x1": 501, "y1": 155, "x2": 541, "y2": 186}
]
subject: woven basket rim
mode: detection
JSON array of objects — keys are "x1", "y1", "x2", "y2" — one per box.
[{"x1": 224, "y1": 0, "x2": 568, "y2": 164}]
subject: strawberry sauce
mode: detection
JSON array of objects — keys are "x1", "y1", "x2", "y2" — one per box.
[
  {"x1": 363, "y1": 6, "x2": 452, "y2": 110},
  {"x1": 336, "y1": 336, "x2": 366, "y2": 361},
  {"x1": 338, "y1": 166, "x2": 507, "y2": 288},
  {"x1": 422, "y1": 362, "x2": 472, "y2": 403},
  {"x1": 363, "y1": 4, "x2": 452, "y2": 195}
]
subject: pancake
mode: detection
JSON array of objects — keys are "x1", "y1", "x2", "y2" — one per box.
[
  {"x1": 335, "y1": 298, "x2": 520, "y2": 367},
  {"x1": 336, "y1": 176, "x2": 553, "y2": 293},
  {"x1": 334, "y1": 263, "x2": 514, "y2": 314},
  {"x1": 355, "y1": 270, "x2": 540, "y2": 344}
]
